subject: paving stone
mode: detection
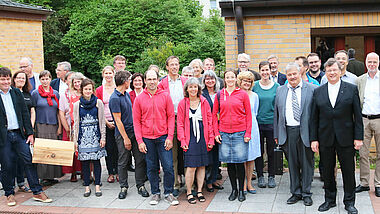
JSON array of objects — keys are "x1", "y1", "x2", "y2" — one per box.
[{"x1": 239, "y1": 202, "x2": 273, "y2": 213}]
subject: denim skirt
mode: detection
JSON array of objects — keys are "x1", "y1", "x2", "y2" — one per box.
[{"x1": 219, "y1": 131, "x2": 248, "y2": 163}]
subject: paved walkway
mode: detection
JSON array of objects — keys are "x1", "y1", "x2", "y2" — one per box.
[{"x1": 1, "y1": 166, "x2": 379, "y2": 214}]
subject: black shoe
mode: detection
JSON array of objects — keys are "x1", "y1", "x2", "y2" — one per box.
[
  {"x1": 95, "y1": 191, "x2": 102, "y2": 197},
  {"x1": 212, "y1": 184, "x2": 224, "y2": 190},
  {"x1": 318, "y1": 202, "x2": 336, "y2": 212},
  {"x1": 83, "y1": 189, "x2": 91, "y2": 197},
  {"x1": 238, "y1": 190, "x2": 246, "y2": 202},
  {"x1": 206, "y1": 186, "x2": 214, "y2": 192},
  {"x1": 286, "y1": 195, "x2": 302, "y2": 204},
  {"x1": 127, "y1": 164, "x2": 135, "y2": 172},
  {"x1": 375, "y1": 187, "x2": 380, "y2": 197},
  {"x1": 138, "y1": 186, "x2": 149, "y2": 197},
  {"x1": 118, "y1": 187, "x2": 128, "y2": 199},
  {"x1": 344, "y1": 205, "x2": 358, "y2": 214},
  {"x1": 228, "y1": 190, "x2": 238, "y2": 201},
  {"x1": 355, "y1": 184, "x2": 370, "y2": 193},
  {"x1": 303, "y1": 196, "x2": 313, "y2": 206},
  {"x1": 216, "y1": 173, "x2": 222, "y2": 180}
]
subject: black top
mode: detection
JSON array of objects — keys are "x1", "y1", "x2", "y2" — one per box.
[{"x1": 22, "y1": 91, "x2": 33, "y2": 114}]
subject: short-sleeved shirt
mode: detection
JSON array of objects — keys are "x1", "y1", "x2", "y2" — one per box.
[
  {"x1": 31, "y1": 89, "x2": 59, "y2": 125},
  {"x1": 109, "y1": 89, "x2": 134, "y2": 137}
]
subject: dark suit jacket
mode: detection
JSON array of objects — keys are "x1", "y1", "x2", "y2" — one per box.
[
  {"x1": 277, "y1": 72, "x2": 287, "y2": 85},
  {"x1": 237, "y1": 68, "x2": 261, "y2": 81},
  {"x1": 50, "y1": 78, "x2": 61, "y2": 91},
  {"x1": 0, "y1": 87, "x2": 34, "y2": 146},
  {"x1": 347, "y1": 58, "x2": 365, "y2": 77},
  {"x1": 310, "y1": 81, "x2": 363, "y2": 147},
  {"x1": 273, "y1": 81, "x2": 317, "y2": 147}
]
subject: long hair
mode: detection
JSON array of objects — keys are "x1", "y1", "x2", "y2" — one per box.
[{"x1": 12, "y1": 70, "x2": 32, "y2": 93}]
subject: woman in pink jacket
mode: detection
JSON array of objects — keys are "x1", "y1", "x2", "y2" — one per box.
[
  {"x1": 177, "y1": 78, "x2": 214, "y2": 204},
  {"x1": 213, "y1": 69, "x2": 252, "y2": 202}
]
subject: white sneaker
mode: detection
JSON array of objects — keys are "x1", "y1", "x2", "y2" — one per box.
[
  {"x1": 164, "y1": 193, "x2": 179, "y2": 206},
  {"x1": 150, "y1": 194, "x2": 160, "y2": 205}
]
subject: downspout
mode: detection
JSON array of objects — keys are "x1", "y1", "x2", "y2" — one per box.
[{"x1": 235, "y1": 5, "x2": 244, "y2": 53}]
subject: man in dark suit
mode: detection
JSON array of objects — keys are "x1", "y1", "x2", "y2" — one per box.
[
  {"x1": 50, "y1": 61, "x2": 70, "y2": 96},
  {"x1": 268, "y1": 55, "x2": 286, "y2": 85},
  {"x1": 310, "y1": 58, "x2": 363, "y2": 214},
  {"x1": 0, "y1": 67, "x2": 52, "y2": 206},
  {"x1": 347, "y1": 48, "x2": 365, "y2": 77},
  {"x1": 274, "y1": 62, "x2": 317, "y2": 206}
]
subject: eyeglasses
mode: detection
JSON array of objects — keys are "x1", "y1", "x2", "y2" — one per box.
[
  {"x1": 242, "y1": 79, "x2": 253, "y2": 83},
  {"x1": 238, "y1": 61, "x2": 249, "y2": 64},
  {"x1": 19, "y1": 65, "x2": 29, "y2": 69}
]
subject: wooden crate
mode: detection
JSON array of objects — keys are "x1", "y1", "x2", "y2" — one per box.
[{"x1": 32, "y1": 138, "x2": 75, "y2": 166}]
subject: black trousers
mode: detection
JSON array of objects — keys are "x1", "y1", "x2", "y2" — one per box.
[
  {"x1": 255, "y1": 124, "x2": 275, "y2": 177},
  {"x1": 320, "y1": 138, "x2": 356, "y2": 206}
]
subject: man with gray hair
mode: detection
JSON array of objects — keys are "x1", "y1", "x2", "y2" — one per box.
[
  {"x1": 181, "y1": 66, "x2": 194, "y2": 79},
  {"x1": 237, "y1": 53, "x2": 261, "y2": 81},
  {"x1": 355, "y1": 52, "x2": 380, "y2": 198},
  {"x1": 19, "y1": 57, "x2": 40, "y2": 91},
  {"x1": 274, "y1": 62, "x2": 317, "y2": 206},
  {"x1": 51, "y1": 61, "x2": 71, "y2": 96},
  {"x1": 268, "y1": 55, "x2": 286, "y2": 85}
]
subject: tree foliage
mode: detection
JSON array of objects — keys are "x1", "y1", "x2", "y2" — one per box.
[{"x1": 15, "y1": 0, "x2": 225, "y2": 82}]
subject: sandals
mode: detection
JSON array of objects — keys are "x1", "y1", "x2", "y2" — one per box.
[
  {"x1": 107, "y1": 175, "x2": 115, "y2": 183},
  {"x1": 196, "y1": 192, "x2": 206, "y2": 202},
  {"x1": 187, "y1": 194, "x2": 196, "y2": 204},
  {"x1": 18, "y1": 185, "x2": 32, "y2": 193}
]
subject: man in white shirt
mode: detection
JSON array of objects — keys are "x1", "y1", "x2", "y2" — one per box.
[
  {"x1": 274, "y1": 62, "x2": 317, "y2": 206},
  {"x1": 268, "y1": 55, "x2": 286, "y2": 85},
  {"x1": 310, "y1": 58, "x2": 363, "y2": 214},
  {"x1": 158, "y1": 56, "x2": 187, "y2": 197},
  {"x1": 50, "y1": 61, "x2": 70, "y2": 97},
  {"x1": 320, "y1": 50, "x2": 357, "y2": 85},
  {"x1": 355, "y1": 52, "x2": 380, "y2": 198}
]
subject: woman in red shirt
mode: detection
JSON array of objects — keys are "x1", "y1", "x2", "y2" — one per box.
[{"x1": 213, "y1": 70, "x2": 252, "y2": 202}]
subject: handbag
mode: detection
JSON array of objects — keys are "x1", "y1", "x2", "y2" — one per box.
[{"x1": 274, "y1": 145, "x2": 284, "y2": 175}]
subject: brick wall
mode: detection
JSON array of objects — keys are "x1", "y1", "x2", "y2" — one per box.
[
  {"x1": 225, "y1": 12, "x2": 380, "y2": 73},
  {"x1": 0, "y1": 18, "x2": 44, "y2": 73}
]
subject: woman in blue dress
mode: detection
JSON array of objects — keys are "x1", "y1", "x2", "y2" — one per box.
[
  {"x1": 237, "y1": 71, "x2": 261, "y2": 194},
  {"x1": 177, "y1": 78, "x2": 214, "y2": 204},
  {"x1": 73, "y1": 78, "x2": 107, "y2": 197}
]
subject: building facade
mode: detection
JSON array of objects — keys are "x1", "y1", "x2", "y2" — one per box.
[
  {"x1": 0, "y1": 0, "x2": 52, "y2": 73},
  {"x1": 220, "y1": 0, "x2": 380, "y2": 73}
]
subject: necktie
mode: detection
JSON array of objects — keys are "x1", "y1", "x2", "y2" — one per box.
[{"x1": 291, "y1": 86, "x2": 301, "y2": 122}]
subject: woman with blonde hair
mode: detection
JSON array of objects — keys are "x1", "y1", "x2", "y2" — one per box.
[
  {"x1": 96, "y1": 66, "x2": 118, "y2": 183},
  {"x1": 237, "y1": 71, "x2": 260, "y2": 194}
]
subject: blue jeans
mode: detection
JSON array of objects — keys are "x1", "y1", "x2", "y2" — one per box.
[
  {"x1": 0, "y1": 130, "x2": 42, "y2": 196},
  {"x1": 143, "y1": 135, "x2": 174, "y2": 195}
]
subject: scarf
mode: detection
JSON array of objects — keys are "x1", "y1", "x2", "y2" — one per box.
[
  {"x1": 38, "y1": 85, "x2": 59, "y2": 108},
  {"x1": 80, "y1": 94, "x2": 97, "y2": 110},
  {"x1": 189, "y1": 103, "x2": 203, "y2": 143}
]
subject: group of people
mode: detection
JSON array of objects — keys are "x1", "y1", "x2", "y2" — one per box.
[{"x1": 0, "y1": 49, "x2": 379, "y2": 214}]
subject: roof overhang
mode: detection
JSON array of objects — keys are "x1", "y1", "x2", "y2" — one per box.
[
  {"x1": 0, "y1": 2, "x2": 53, "y2": 21},
  {"x1": 219, "y1": 0, "x2": 380, "y2": 17}
]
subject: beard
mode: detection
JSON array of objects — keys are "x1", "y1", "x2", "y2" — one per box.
[{"x1": 309, "y1": 69, "x2": 319, "y2": 74}]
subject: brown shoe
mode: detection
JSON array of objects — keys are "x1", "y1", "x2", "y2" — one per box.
[
  {"x1": 33, "y1": 192, "x2": 52, "y2": 203},
  {"x1": 7, "y1": 195, "x2": 16, "y2": 206}
]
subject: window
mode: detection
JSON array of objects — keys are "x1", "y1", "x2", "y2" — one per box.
[{"x1": 210, "y1": 0, "x2": 217, "y2": 9}]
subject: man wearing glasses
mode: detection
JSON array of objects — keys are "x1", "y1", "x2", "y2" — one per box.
[
  {"x1": 19, "y1": 57, "x2": 40, "y2": 91},
  {"x1": 237, "y1": 53, "x2": 261, "y2": 81}
]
